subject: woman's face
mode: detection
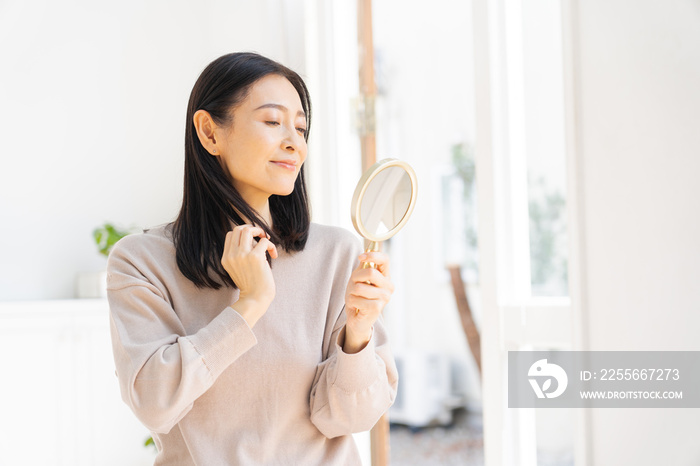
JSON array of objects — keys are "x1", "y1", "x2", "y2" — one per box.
[{"x1": 216, "y1": 74, "x2": 308, "y2": 209}]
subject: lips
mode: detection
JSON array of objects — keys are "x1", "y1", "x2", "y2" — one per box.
[{"x1": 270, "y1": 160, "x2": 298, "y2": 171}]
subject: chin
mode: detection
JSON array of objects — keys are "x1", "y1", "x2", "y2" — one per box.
[
  {"x1": 278, "y1": 188, "x2": 295, "y2": 197},
  {"x1": 267, "y1": 175, "x2": 299, "y2": 197},
  {"x1": 271, "y1": 184, "x2": 296, "y2": 197}
]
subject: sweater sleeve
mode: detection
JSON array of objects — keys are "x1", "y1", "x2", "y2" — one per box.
[
  {"x1": 107, "y1": 239, "x2": 257, "y2": 434},
  {"x1": 308, "y1": 307, "x2": 399, "y2": 438}
]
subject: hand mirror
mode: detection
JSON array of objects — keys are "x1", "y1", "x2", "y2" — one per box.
[{"x1": 351, "y1": 158, "x2": 418, "y2": 267}]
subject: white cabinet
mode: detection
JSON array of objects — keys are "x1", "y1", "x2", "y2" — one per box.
[{"x1": 0, "y1": 300, "x2": 155, "y2": 466}]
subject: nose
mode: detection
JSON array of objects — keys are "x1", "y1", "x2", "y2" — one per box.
[{"x1": 282, "y1": 126, "x2": 304, "y2": 153}]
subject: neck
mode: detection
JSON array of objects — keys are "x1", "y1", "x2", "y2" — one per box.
[
  {"x1": 256, "y1": 201, "x2": 273, "y2": 228},
  {"x1": 235, "y1": 197, "x2": 273, "y2": 229}
]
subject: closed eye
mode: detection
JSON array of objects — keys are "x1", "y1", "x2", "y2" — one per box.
[
  {"x1": 265, "y1": 121, "x2": 280, "y2": 126},
  {"x1": 296, "y1": 127, "x2": 307, "y2": 136}
]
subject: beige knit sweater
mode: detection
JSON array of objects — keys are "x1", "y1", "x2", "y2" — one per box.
[{"x1": 107, "y1": 222, "x2": 398, "y2": 465}]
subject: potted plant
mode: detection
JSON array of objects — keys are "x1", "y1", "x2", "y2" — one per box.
[
  {"x1": 93, "y1": 223, "x2": 133, "y2": 258},
  {"x1": 76, "y1": 223, "x2": 135, "y2": 298}
]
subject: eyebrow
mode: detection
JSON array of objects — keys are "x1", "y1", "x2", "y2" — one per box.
[{"x1": 254, "y1": 103, "x2": 306, "y2": 119}]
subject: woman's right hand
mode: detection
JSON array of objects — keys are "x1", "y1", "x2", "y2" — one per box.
[{"x1": 221, "y1": 225, "x2": 278, "y2": 327}]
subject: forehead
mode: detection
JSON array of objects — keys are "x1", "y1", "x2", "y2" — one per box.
[{"x1": 242, "y1": 74, "x2": 304, "y2": 112}]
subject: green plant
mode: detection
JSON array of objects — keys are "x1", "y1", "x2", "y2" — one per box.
[
  {"x1": 145, "y1": 436, "x2": 157, "y2": 451},
  {"x1": 528, "y1": 177, "x2": 568, "y2": 295},
  {"x1": 93, "y1": 223, "x2": 133, "y2": 257},
  {"x1": 451, "y1": 142, "x2": 476, "y2": 194},
  {"x1": 449, "y1": 142, "x2": 479, "y2": 275}
]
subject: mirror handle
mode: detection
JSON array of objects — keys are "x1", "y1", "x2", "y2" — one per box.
[
  {"x1": 361, "y1": 241, "x2": 380, "y2": 270},
  {"x1": 356, "y1": 241, "x2": 380, "y2": 316}
]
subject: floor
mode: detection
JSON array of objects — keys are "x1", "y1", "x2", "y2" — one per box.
[
  {"x1": 389, "y1": 409, "x2": 484, "y2": 466},
  {"x1": 389, "y1": 409, "x2": 575, "y2": 466}
]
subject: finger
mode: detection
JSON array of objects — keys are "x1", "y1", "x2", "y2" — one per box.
[
  {"x1": 345, "y1": 294, "x2": 384, "y2": 316},
  {"x1": 351, "y1": 268, "x2": 393, "y2": 289},
  {"x1": 231, "y1": 225, "x2": 249, "y2": 248},
  {"x1": 232, "y1": 223, "x2": 265, "y2": 241},
  {"x1": 267, "y1": 240, "x2": 278, "y2": 259},
  {"x1": 358, "y1": 252, "x2": 391, "y2": 277},
  {"x1": 348, "y1": 282, "x2": 392, "y2": 301},
  {"x1": 351, "y1": 275, "x2": 393, "y2": 298},
  {"x1": 238, "y1": 225, "x2": 269, "y2": 250},
  {"x1": 253, "y1": 237, "x2": 278, "y2": 259},
  {"x1": 224, "y1": 229, "x2": 244, "y2": 257},
  {"x1": 350, "y1": 306, "x2": 373, "y2": 320},
  {"x1": 224, "y1": 230, "x2": 235, "y2": 250}
]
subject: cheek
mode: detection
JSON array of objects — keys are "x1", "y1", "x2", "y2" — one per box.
[{"x1": 299, "y1": 142, "x2": 309, "y2": 163}]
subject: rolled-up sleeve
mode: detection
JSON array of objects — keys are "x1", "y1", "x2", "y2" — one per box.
[{"x1": 308, "y1": 310, "x2": 398, "y2": 438}]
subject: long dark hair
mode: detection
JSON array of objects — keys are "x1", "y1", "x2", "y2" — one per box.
[{"x1": 172, "y1": 52, "x2": 312, "y2": 289}]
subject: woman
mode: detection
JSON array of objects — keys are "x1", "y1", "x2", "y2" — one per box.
[{"x1": 107, "y1": 52, "x2": 398, "y2": 465}]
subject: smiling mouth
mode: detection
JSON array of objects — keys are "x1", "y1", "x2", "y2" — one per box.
[{"x1": 270, "y1": 161, "x2": 297, "y2": 171}]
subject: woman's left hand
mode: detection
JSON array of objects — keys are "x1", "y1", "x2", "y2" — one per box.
[{"x1": 343, "y1": 251, "x2": 394, "y2": 354}]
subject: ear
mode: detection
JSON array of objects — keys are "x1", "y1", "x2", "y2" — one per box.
[{"x1": 193, "y1": 110, "x2": 221, "y2": 155}]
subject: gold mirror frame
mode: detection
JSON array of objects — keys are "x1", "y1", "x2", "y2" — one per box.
[{"x1": 350, "y1": 158, "x2": 418, "y2": 244}]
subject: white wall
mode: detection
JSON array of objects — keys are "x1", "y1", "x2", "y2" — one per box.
[
  {"x1": 0, "y1": 0, "x2": 305, "y2": 301},
  {"x1": 575, "y1": 0, "x2": 700, "y2": 464}
]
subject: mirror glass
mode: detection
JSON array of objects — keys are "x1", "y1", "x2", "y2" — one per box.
[
  {"x1": 352, "y1": 159, "x2": 417, "y2": 243},
  {"x1": 360, "y1": 166, "x2": 413, "y2": 237}
]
